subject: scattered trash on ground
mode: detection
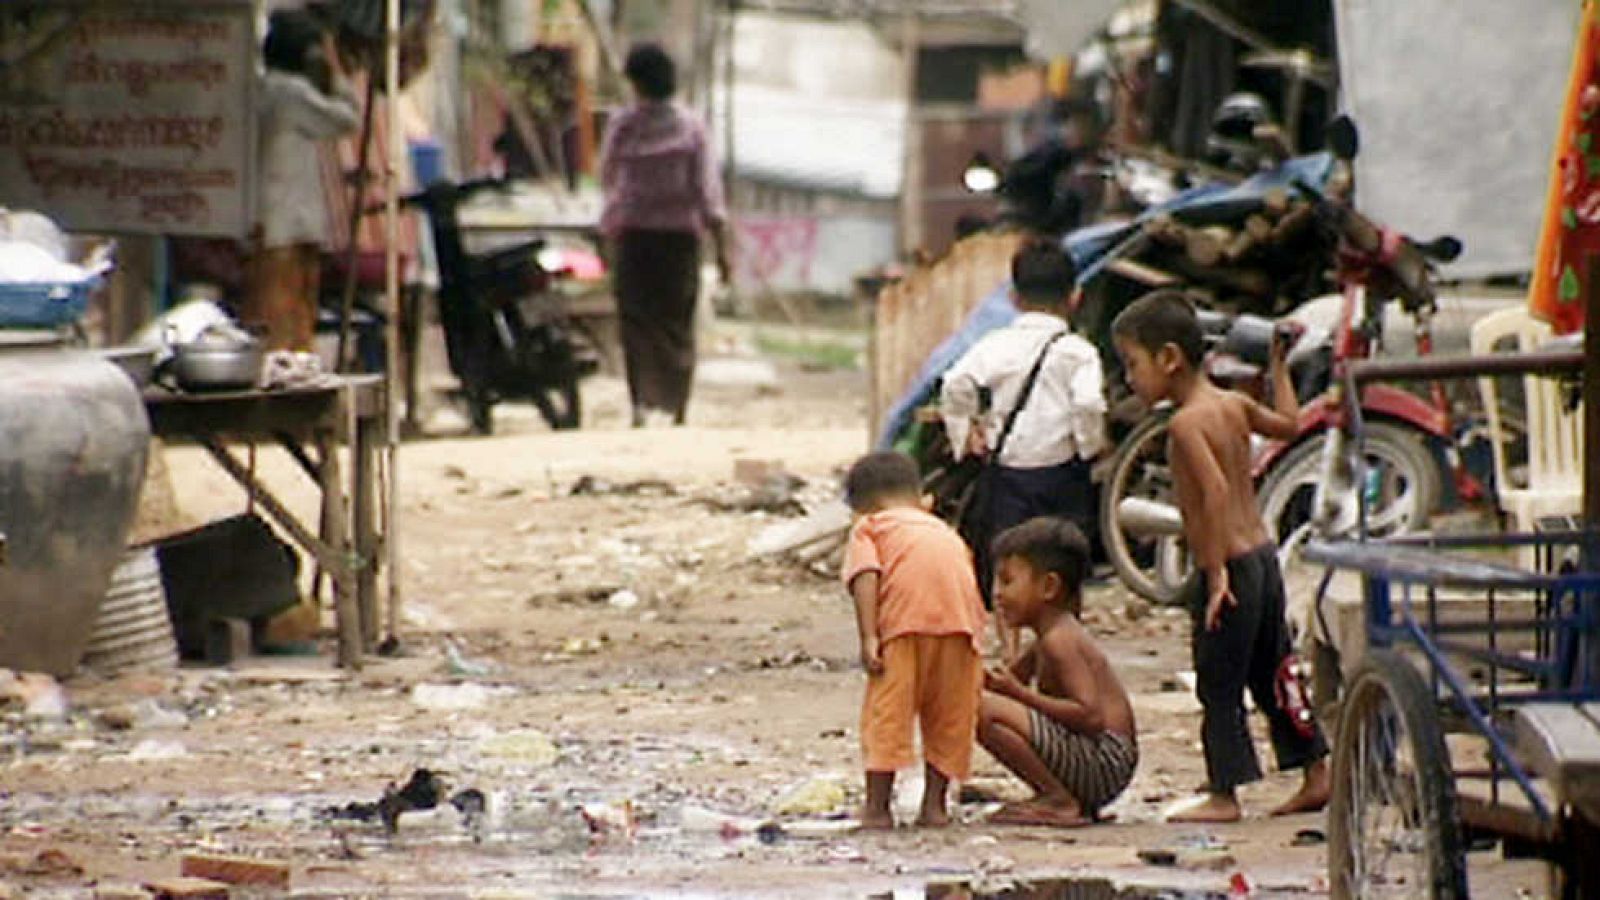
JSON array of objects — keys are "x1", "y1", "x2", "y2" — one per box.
[
  {"x1": 99, "y1": 698, "x2": 187, "y2": 731},
  {"x1": 411, "y1": 682, "x2": 508, "y2": 711},
  {"x1": 125, "y1": 739, "x2": 188, "y2": 761},
  {"x1": 570, "y1": 475, "x2": 678, "y2": 498},
  {"x1": 579, "y1": 800, "x2": 637, "y2": 841},
  {"x1": 771, "y1": 774, "x2": 849, "y2": 816},
  {"x1": 477, "y1": 730, "x2": 559, "y2": 767},
  {"x1": 443, "y1": 639, "x2": 494, "y2": 677},
  {"x1": 2, "y1": 847, "x2": 82, "y2": 877},
  {"x1": 1291, "y1": 827, "x2": 1326, "y2": 847},
  {"x1": 0, "y1": 670, "x2": 68, "y2": 720},
  {"x1": 747, "y1": 500, "x2": 850, "y2": 560},
  {"x1": 319, "y1": 768, "x2": 486, "y2": 838}
]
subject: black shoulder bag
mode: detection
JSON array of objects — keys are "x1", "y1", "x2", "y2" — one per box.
[{"x1": 954, "y1": 331, "x2": 1065, "y2": 545}]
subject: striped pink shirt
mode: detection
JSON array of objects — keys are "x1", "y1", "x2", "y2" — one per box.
[{"x1": 599, "y1": 101, "x2": 726, "y2": 237}]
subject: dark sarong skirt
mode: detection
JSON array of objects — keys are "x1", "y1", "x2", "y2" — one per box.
[{"x1": 613, "y1": 228, "x2": 701, "y2": 422}]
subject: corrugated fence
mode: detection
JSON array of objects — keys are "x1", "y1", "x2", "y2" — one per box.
[{"x1": 870, "y1": 232, "x2": 1023, "y2": 438}]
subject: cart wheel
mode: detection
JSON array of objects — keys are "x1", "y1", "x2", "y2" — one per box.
[{"x1": 1329, "y1": 649, "x2": 1466, "y2": 899}]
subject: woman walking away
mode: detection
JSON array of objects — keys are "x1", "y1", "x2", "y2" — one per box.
[{"x1": 600, "y1": 43, "x2": 732, "y2": 427}]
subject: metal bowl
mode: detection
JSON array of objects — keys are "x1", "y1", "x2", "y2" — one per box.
[
  {"x1": 171, "y1": 342, "x2": 263, "y2": 391},
  {"x1": 99, "y1": 345, "x2": 157, "y2": 388}
]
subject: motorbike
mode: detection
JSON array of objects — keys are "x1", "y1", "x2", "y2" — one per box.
[
  {"x1": 1100, "y1": 117, "x2": 1472, "y2": 605},
  {"x1": 898, "y1": 148, "x2": 1345, "y2": 564},
  {"x1": 401, "y1": 177, "x2": 598, "y2": 434}
]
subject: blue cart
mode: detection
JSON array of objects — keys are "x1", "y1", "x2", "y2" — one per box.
[{"x1": 1303, "y1": 348, "x2": 1597, "y2": 898}]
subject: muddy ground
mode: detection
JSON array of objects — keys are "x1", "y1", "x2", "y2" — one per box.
[{"x1": 0, "y1": 338, "x2": 1548, "y2": 898}]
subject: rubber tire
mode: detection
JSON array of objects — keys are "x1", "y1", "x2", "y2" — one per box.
[
  {"x1": 467, "y1": 390, "x2": 494, "y2": 436},
  {"x1": 1258, "y1": 421, "x2": 1443, "y2": 556},
  {"x1": 1329, "y1": 649, "x2": 1467, "y2": 900},
  {"x1": 532, "y1": 380, "x2": 582, "y2": 431},
  {"x1": 1098, "y1": 412, "x2": 1188, "y2": 605}
]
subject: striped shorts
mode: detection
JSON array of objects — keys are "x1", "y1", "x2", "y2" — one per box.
[{"x1": 1028, "y1": 709, "x2": 1138, "y2": 814}]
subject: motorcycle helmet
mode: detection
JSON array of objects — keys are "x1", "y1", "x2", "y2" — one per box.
[{"x1": 1206, "y1": 92, "x2": 1277, "y2": 173}]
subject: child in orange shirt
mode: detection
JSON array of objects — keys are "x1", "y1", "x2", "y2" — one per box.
[{"x1": 842, "y1": 451, "x2": 989, "y2": 829}]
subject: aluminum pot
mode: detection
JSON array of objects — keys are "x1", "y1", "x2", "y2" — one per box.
[{"x1": 171, "y1": 341, "x2": 263, "y2": 391}]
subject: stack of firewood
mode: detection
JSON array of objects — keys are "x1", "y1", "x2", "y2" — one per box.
[{"x1": 1106, "y1": 188, "x2": 1332, "y2": 315}]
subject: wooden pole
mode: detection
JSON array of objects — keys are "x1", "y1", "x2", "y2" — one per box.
[
  {"x1": 575, "y1": 0, "x2": 625, "y2": 90},
  {"x1": 384, "y1": 0, "x2": 404, "y2": 645},
  {"x1": 722, "y1": 2, "x2": 736, "y2": 208},
  {"x1": 337, "y1": 78, "x2": 378, "y2": 373},
  {"x1": 898, "y1": 7, "x2": 922, "y2": 257},
  {"x1": 1585, "y1": 256, "x2": 1600, "y2": 527}
]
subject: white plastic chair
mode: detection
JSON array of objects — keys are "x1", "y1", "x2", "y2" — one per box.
[{"x1": 1470, "y1": 306, "x2": 1583, "y2": 569}]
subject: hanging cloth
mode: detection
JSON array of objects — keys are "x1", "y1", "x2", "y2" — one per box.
[{"x1": 1529, "y1": 0, "x2": 1600, "y2": 334}]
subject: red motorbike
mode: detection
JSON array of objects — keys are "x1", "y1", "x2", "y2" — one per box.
[{"x1": 1100, "y1": 117, "x2": 1473, "y2": 604}]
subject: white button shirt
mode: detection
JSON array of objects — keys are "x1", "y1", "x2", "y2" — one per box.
[
  {"x1": 939, "y1": 312, "x2": 1107, "y2": 468},
  {"x1": 256, "y1": 69, "x2": 359, "y2": 249}
]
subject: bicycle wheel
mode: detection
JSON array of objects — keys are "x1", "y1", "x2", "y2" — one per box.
[
  {"x1": 1099, "y1": 411, "x2": 1189, "y2": 605},
  {"x1": 1329, "y1": 649, "x2": 1466, "y2": 900}
]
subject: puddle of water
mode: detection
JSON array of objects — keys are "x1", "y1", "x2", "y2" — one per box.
[{"x1": 870, "y1": 880, "x2": 1226, "y2": 900}]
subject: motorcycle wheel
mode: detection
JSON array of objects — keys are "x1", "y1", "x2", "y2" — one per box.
[
  {"x1": 1258, "y1": 421, "x2": 1443, "y2": 569},
  {"x1": 466, "y1": 388, "x2": 494, "y2": 436},
  {"x1": 531, "y1": 379, "x2": 582, "y2": 431},
  {"x1": 1099, "y1": 411, "x2": 1191, "y2": 606}
]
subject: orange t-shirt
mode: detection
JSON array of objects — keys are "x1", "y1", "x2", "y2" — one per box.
[{"x1": 841, "y1": 507, "x2": 988, "y2": 649}]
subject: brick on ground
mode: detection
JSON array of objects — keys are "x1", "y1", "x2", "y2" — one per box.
[
  {"x1": 143, "y1": 877, "x2": 229, "y2": 899},
  {"x1": 93, "y1": 887, "x2": 152, "y2": 899},
  {"x1": 179, "y1": 854, "x2": 289, "y2": 889}
]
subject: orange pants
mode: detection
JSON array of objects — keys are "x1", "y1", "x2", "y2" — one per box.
[
  {"x1": 244, "y1": 243, "x2": 321, "y2": 352},
  {"x1": 860, "y1": 633, "x2": 982, "y2": 780}
]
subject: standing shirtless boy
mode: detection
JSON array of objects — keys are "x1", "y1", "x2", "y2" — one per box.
[{"x1": 1111, "y1": 290, "x2": 1328, "y2": 823}]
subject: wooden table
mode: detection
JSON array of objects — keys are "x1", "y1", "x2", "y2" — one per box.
[{"x1": 144, "y1": 376, "x2": 387, "y2": 669}]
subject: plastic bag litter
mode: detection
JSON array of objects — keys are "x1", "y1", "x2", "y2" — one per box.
[
  {"x1": 771, "y1": 774, "x2": 849, "y2": 816},
  {"x1": 476, "y1": 730, "x2": 559, "y2": 767}
]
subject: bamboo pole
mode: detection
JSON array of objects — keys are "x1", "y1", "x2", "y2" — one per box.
[
  {"x1": 384, "y1": 0, "x2": 404, "y2": 645},
  {"x1": 897, "y1": 8, "x2": 921, "y2": 257}
]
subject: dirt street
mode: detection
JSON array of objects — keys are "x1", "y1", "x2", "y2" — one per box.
[{"x1": 0, "y1": 353, "x2": 1548, "y2": 898}]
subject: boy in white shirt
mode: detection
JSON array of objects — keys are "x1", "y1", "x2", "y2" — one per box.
[{"x1": 940, "y1": 240, "x2": 1106, "y2": 655}]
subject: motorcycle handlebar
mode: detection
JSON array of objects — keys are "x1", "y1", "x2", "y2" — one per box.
[
  {"x1": 1291, "y1": 176, "x2": 1437, "y2": 312},
  {"x1": 393, "y1": 176, "x2": 512, "y2": 210}
]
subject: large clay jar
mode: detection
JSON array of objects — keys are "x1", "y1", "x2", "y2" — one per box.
[{"x1": 0, "y1": 347, "x2": 149, "y2": 676}]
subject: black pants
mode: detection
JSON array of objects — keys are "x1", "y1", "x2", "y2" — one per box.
[
  {"x1": 613, "y1": 228, "x2": 700, "y2": 423},
  {"x1": 1187, "y1": 543, "x2": 1327, "y2": 792},
  {"x1": 972, "y1": 459, "x2": 1095, "y2": 606}
]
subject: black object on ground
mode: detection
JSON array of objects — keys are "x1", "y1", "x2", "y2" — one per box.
[{"x1": 156, "y1": 513, "x2": 299, "y2": 659}]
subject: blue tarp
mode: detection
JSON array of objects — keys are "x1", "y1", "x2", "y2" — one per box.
[{"x1": 875, "y1": 152, "x2": 1337, "y2": 450}]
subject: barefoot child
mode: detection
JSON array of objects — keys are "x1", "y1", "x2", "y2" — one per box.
[
  {"x1": 842, "y1": 451, "x2": 989, "y2": 829},
  {"x1": 978, "y1": 517, "x2": 1137, "y2": 826},
  {"x1": 1111, "y1": 291, "x2": 1328, "y2": 823}
]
